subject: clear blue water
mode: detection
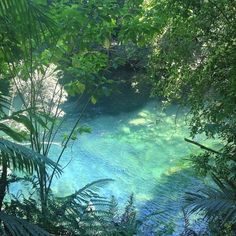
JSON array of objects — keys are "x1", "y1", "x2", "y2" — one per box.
[
  {"x1": 51, "y1": 101, "x2": 192, "y2": 197},
  {"x1": 9, "y1": 98, "x2": 218, "y2": 234},
  {"x1": 48, "y1": 99, "x2": 217, "y2": 234},
  {"x1": 49, "y1": 98, "x2": 216, "y2": 205}
]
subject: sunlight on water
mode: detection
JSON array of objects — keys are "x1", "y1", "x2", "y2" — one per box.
[
  {"x1": 45, "y1": 100, "x2": 221, "y2": 234},
  {"x1": 50, "y1": 101, "x2": 216, "y2": 207}
]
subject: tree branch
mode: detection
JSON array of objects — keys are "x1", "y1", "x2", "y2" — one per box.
[{"x1": 184, "y1": 138, "x2": 221, "y2": 155}]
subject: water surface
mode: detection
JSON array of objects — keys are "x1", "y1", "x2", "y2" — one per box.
[
  {"x1": 51, "y1": 101, "x2": 203, "y2": 201},
  {"x1": 48, "y1": 99, "x2": 217, "y2": 234}
]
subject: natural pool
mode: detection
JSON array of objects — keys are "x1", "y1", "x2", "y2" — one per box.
[
  {"x1": 49, "y1": 99, "x2": 217, "y2": 234},
  {"x1": 52, "y1": 100, "x2": 191, "y2": 196}
]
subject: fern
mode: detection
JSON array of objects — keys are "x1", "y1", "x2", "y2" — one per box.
[
  {"x1": 185, "y1": 176, "x2": 236, "y2": 224},
  {"x1": 5, "y1": 179, "x2": 115, "y2": 235},
  {"x1": 4, "y1": 181, "x2": 144, "y2": 236},
  {"x1": 54, "y1": 179, "x2": 114, "y2": 235},
  {"x1": 0, "y1": 93, "x2": 10, "y2": 112},
  {"x1": 0, "y1": 139, "x2": 61, "y2": 174},
  {"x1": 0, "y1": 212, "x2": 50, "y2": 236}
]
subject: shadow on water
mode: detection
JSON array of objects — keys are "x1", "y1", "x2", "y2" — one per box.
[
  {"x1": 138, "y1": 168, "x2": 207, "y2": 236},
  {"x1": 63, "y1": 67, "x2": 151, "y2": 117},
  {"x1": 64, "y1": 86, "x2": 151, "y2": 119}
]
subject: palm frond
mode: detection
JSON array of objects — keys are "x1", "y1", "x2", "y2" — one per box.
[
  {"x1": 0, "y1": 0, "x2": 55, "y2": 42},
  {"x1": 53, "y1": 179, "x2": 114, "y2": 235},
  {"x1": 0, "y1": 93, "x2": 10, "y2": 113},
  {"x1": 185, "y1": 177, "x2": 236, "y2": 223},
  {"x1": 57, "y1": 179, "x2": 113, "y2": 212},
  {"x1": 0, "y1": 123, "x2": 27, "y2": 142},
  {"x1": 0, "y1": 93, "x2": 33, "y2": 141},
  {"x1": 0, "y1": 139, "x2": 61, "y2": 175},
  {"x1": 0, "y1": 0, "x2": 57, "y2": 71},
  {"x1": 0, "y1": 212, "x2": 49, "y2": 236}
]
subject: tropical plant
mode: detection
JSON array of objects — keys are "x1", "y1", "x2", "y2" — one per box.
[
  {"x1": 148, "y1": 0, "x2": 236, "y2": 143},
  {"x1": 49, "y1": 0, "x2": 154, "y2": 102},
  {"x1": 146, "y1": 0, "x2": 236, "y2": 233},
  {"x1": 1, "y1": 1, "x2": 143, "y2": 234},
  {"x1": 2, "y1": 0, "x2": 236, "y2": 235},
  {"x1": 0, "y1": 212, "x2": 50, "y2": 236},
  {"x1": 0, "y1": 94, "x2": 60, "y2": 235},
  {"x1": 4, "y1": 180, "x2": 142, "y2": 235},
  {"x1": 0, "y1": 0, "x2": 64, "y2": 234},
  {"x1": 0, "y1": 92, "x2": 61, "y2": 200},
  {"x1": 185, "y1": 174, "x2": 236, "y2": 234}
]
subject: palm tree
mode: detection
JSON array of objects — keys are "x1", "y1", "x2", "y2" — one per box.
[
  {"x1": 185, "y1": 139, "x2": 236, "y2": 232},
  {"x1": 0, "y1": 93, "x2": 61, "y2": 235},
  {"x1": 0, "y1": 212, "x2": 50, "y2": 236},
  {"x1": 0, "y1": 1, "x2": 60, "y2": 234},
  {"x1": 0, "y1": 0, "x2": 55, "y2": 61}
]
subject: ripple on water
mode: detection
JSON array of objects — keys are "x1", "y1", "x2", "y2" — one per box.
[{"x1": 50, "y1": 100, "x2": 218, "y2": 234}]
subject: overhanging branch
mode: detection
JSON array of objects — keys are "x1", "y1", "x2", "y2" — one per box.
[{"x1": 184, "y1": 138, "x2": 221, "y2": 155}]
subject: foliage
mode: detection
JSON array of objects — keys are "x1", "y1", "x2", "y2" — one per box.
[
  {"x1": 0, "y1": 92, "x2": 61, "y2": 172},
  {"x1": 0, "y1": 0, "x2": 55, "y2": 76},
  {"x1": 109, "y1": 194, "x2": 139, "y2": 236},
  {"x1": 0, "y1": 1, "x2": 62, "y2": 234},
  {"x1": 146, "y1": 0, "x2": 236, "y2": 233},
  {"x1": 0, "y1": 212, "x2": 50, "y2": 236},
  {"x1": 0, "y1": 0, "x2": 235, "y2": 234},
  {"x1": 0, "y1": 92, "x2": 58, "y2": 234},
  {"x1": 185, "y1": 175, "x2": 236, "y2": 234},
  {"x1": 5, "y1": 180, "x2": 141, "y2": 235},
  {"x1": 0, "y1": 139, "x2": 60, "y2": 174},
  {"x1": 186, "y1": 177, "x2": 236, "y2": 223},
  {"x1": 50, "y1": 0, "x2": 153, "y2": 100},
  {"x1": 148, "y1": 0, "x2": 236, "y2": 143},
  {"x1": 0, "y1": 91, "x2": 61, "y2": 235}
]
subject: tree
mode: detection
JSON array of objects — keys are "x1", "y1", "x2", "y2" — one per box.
[
  {"x1": 1, "y1": 1, "x2": 142, "y2": 234},
  {"x1": 147, "y1": 0, "x2": 236, "y2": 232},
  {"x1": 0, "y1": 0, "x2": 61, "y2": 234},
  {"x1": 0, "y1": 94, "x2": 58, "y2": 236}
]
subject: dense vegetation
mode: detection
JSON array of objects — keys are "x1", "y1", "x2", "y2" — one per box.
[{"x1": 0, "y1": 0, "x2": 235, "y2": 235}]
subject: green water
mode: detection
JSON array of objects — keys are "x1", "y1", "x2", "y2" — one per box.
[
  {"x1": 50, "y1": 100, "x2": 216, "y2": 234},
  {"x1": 52, "y1": 101, "x2": 188, "y2": 195}
]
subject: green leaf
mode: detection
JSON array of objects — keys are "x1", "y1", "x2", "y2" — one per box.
[
  {"x1": 65, "y1": 81, "x2": 86, "y2": 96},
  {"x1": 11, "y1": 114, "x2": 35, "y2": 134},
  {"x1": 0, "y1": 212, "x2": 50, "y2": 236},
  {"x1": 91, "y1": 96, "x2": 97, "y2": 105},
  {"x1": 78, "y1": 125, "x2": 92, "y2": 135},
  {"x1": 0, "y1": 139, "x2": 62, "y2": 175},
  {"x1": 0, "y1": 123, "x2": 26, "y2": 142}
]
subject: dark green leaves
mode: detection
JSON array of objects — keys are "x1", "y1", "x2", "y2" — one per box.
[
  {"x1": 0, "y1": 0, "x2": 55, "y2": 42},
  {"x1": 185, "y1": 176, "x2": 236, "y2": 223},
  {"x1": 65, "y1": 81, "x2": 86, "y2": 96},
  {"x1": 0, "y1": 123, "x2": 26, "y2": 142},
  {"x1": 0, "y1": 212, "x2": 50, "y2": 236},
  {"x1": 0, "y1": 139, "x2": 61, "y2": 174}
]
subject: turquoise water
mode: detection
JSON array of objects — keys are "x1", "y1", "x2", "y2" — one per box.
[
  {"x1": 49, "y1": 99, "x2": 216, "y2": 234},
  {"x1": 51, "y1": 101, "x2": 191, "y2": 197},
  {"x1": 7, "y1": 96, "x2": 218, "y2": 234}
]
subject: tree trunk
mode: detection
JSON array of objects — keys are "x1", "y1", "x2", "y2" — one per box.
[{"x1": 0, "y1": 159, "x2": 8, "y2": 211}]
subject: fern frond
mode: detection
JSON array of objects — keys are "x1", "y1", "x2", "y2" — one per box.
[
  {"x1": 0, "y1": 212, "x2": 49, "y2": 236},
  {"x1": 51, "y1": 179, "x2": 114, "y2": 235},
  {"x1": 185, "y1": 178, "x2": 236, "y2": 223},
  {"x1": 0, "y1": 93, "x2": 10, "y2": 112},
  {"x1": 0, "y1": 139, "x2": 62, "y2": 174},
  {"x1": 60, "y1": 178, "x2": 113, "y2": 204}
]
